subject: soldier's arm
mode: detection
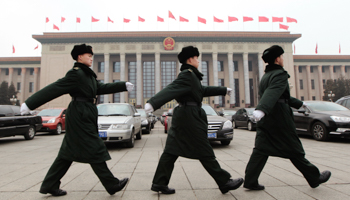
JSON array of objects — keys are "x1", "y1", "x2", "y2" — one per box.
[
  {"x1": 202, "y1": 86, "x2": 227, "y2": 97},
  {"x1": 289, "y1": 96, "x2": 303, "y2": 109},
  {"x1": 96, "y1": 81, "x2": 127, "y2": 95}
]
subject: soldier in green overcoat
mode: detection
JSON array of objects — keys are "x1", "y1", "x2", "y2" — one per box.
[
  {"x1": 20, "y1": 44, "x2": 132, "y2": 196},
  {"x1": 144, "y1": 46, "x2": 244, "y2": 195},
  {"x1": 244, "y1": 45, "x2": 331, "y2": 190}
]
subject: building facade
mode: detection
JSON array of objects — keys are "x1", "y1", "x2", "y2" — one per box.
[{"x1": 0, "y1": 31, "x2": 349, "y2": 110}]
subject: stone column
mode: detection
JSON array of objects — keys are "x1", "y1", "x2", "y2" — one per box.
[
  {"x1": 155, "y1": 52, "x2": 161, "y2": 93},
  {"x1": 317, "y1": 65, "x2": 323, "y2": 100},
  {"x1": 33, "y1": 68, "x2": 39, "y2": 93},
  {"x1": 329, "y1": 65, "x2": 334, "y2": 80},
  {"x1": 294, "y1": 65, "x2": 300, "y2": 99},
  {"x1": 104, "y1": 53, "x2": 110, "y2": 103},
  {"x1": 212, "y1": 52, "x2": 219, "y2": 106},
  {"x1": 227, "y1": 53, "x2": 235, "y2": 107},
  {"x1": 341, "y1": 65, "x2": 346, "y2": 78},
  {"x1": 258, "y1": 53, "x2": 264, "y2": 81},
  {"x1": 136, "y1": 53, "x2": 142, "y2": 107},
  {"x1": 306, "y1": 65, "x2": 312, "y2": 100},
  {"x1": 243, "y1": 53, "x2": 250, "y2": 107},
  {"x1": 197, "y1": 54, "x2": 202, "y2": 72},
  {"x1": 8, "y1": 68, "x2": 14, "y2": 87},
  {"x1": 20, "y1": 68, "x2": 26, "y2": 103},
  {"x1": 120, "y1": 53, "x2": 126, "y2": 103}
]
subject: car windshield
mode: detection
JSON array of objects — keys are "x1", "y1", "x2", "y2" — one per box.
[
  {"x1": 137, "y1": 109, "x2": 147, "y2": 117},
  {"x1": 97, "y1": 104, "x2": 130, "y2": 116},
  {"x1": 202, "y1": 105, "x2": 218, "y2": 116},
  {"x1": 37, "y1": 109, "x2": 62, "y2": 116},
  {"x1": 223, "y1": 110, "x2": 236, "y2": 115},
  {"x1": 307, "y1": 101, "x2": 349, "y2": 112}
]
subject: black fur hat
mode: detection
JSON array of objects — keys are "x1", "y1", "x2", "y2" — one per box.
[
  {"x1": 71, "y1": 44, "x2": 93, "y2": 60},
  {"x1": 262, "y1": 45, "x2": 284, "y2": 64},
  {"x1": 178, "y1": 46, "x2": 200, "y2": 64}
]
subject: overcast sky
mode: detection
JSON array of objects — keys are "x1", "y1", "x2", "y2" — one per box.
[{"x1": 1, "y1": 0, "x2": 349, "y2": 57}]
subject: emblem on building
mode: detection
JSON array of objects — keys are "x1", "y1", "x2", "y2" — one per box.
[{"x1": 163, "y1": 37, "x2": 175, "y2": 50}]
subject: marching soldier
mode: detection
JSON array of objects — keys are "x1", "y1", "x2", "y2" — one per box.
[
  {"x1": 20, "y1": 44, "x2": 133, "y2": 196},
  {"x1": 144, "y1": 46, "x2": 244, "y2": 194},
  {"x1": 244, "y1": 45, "x2": 331, "y2": 190}
]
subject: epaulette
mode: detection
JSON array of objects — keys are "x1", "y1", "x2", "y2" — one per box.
[
  {"x1": 188, "y1": 69, "x2": 193, "y2": 73},
  {"x1": 73, "y1": 67, "x2": 79, "y2": 70}
]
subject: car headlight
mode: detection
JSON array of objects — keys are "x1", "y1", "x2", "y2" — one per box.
[
  {"x1": 141, "y1": 119, "x2": 148, "y2": 125},
  {"x1": 330, "y1": 116, "x2": 350, "y2": 122},
  {"x1": 111, "y1": 124, "x2": 129, "y2": 130},
  {"x1": 222, "y1": 120, "x2": 232, "y2": 130},
  {"x1": 47, "y1": 118, "x2": 56, "y2": 123}
]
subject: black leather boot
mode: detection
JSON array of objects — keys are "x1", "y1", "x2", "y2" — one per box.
[
  {"x1": 219, "y1": 178, "x2": 244, "y2": 194},
  {"x1": 244, "y1": 184, "x2": 265, "y2": 190},
  {"x1": 311, "y1": 170, "x2": 331, "y2": 188},
  {"x1": 39, "y1": 188, "x2": 67, "y2": 196},
  {"x1": 107, "y1": 178, "x2": 129, "y2": 195},
  {"x1": 151, "y1": 184, "x2": 175, "y2": 194}
]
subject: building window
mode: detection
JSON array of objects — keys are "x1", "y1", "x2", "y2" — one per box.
[
  {"x1": 113, "y1": 80, "x2": 120, "y2": 103},
  {"x1": 143, "y1": 61, "x2": 155, "y2": 99},
  {"x1": 218, "y1": 61, "x2": 224, "y2": 72},
  {"x1": 323, "y1": 79, "x2": 326, "y2": 89},
  {"x1": 29, "y1": 68, "x2": 34, "y2": 75},
  {"x1": 98, "y1": 62, "x2": 104, "y2": 73},
  {"x1": 233, "y1": 61, "x2": 238, "y2": 71},
  {"x1": 298, "y1": 66, "x2": 302, "y2": 73},
  {"x1": 113, "y1": 62, "x2": 120, "y2": 72},
  {"x1": 310, "y1": 66, "x2": 313, "y2": 73},
  {"x1": 300, "y1": 80, "x2": 303, "y2": 90},
  {"x1": 333, "y1": 67, "x2": 336, "y2": 73},
  {"x1": 29, "y1": 82, "x2": 34, "y2": 93},
  {"x1": 234, "y1": 79, "x2": 240, "y2": 107},
  {"x1": 248, "y1": 61, "x2": 253, "y2": 71},
  {"x1": 128, "y1": 62, "x2": 137, "y2": 99},
  {"x1": 161, "y1": 61, "x2": 177, "y2": 89},
  {"x1": 202, "y1": 61, "x2": 209, "y2": 86},
  {"x1": 17, "y1": 82, "x2": 21, "y2": 92},
  {"x1": 311, "y1": 79, "x2": 315, "y2": 89},
  {"x1": 17, "y1": 68, "x2": 21, "y2": 75},
  {"x1": 312, "y1": 96, "x2": 316, "y2": 100},
  {"x1": 98, "y1": 80, "x2": 104, "y2": 103},
  {"x1": 345, "y1": 66, "x2": 348, "y2": 73},
  {"x1": 5, "y1": 68, "x2": 9, "y2": 75},
  {"x1": 301, "y1": 96, "x2": 304, "y2": 101},
  {"x1": 218, "y1": 79, "x2": 225, "y2": 107},
  {"x1": 322, "y1": 66, "x2": 325, "y2": 73}
]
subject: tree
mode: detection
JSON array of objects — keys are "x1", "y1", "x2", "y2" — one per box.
[
  {"x1": 8, "y1": 82, "x2": 18, "y2": 105},
  {"x1": 323, "y1": 77, "x2": 350, "y2": 102},
  {"x1": 0, "y1": 81, "x2": 10, "y2": 105}
]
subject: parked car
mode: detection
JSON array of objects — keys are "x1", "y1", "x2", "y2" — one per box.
[
  {"x1": 164, "y1": 108, "x2": 173, "y2": 133},
  {"x1": 335, "y1": 95, "x2": 350, "y2": 109},
  {"x1": 222, "y1": 110, "x2": 237, "y2": 121},
  {"x1": 97, "y1": 103, "x2": 141, "y2": 147},
  {"x1": 167, "y1": 104, "x2": 233, "y2": 145},
  {"x1": 136, "y1": 109, "x2": 152, "y2": 134},
  {"x1": 160, "y1": 112, "x2": 167, "y2": 125},
  {"x1": 293, "y1": 101, "x2": 350, "y2": 141},
  {"x1": 37, "y1": 108, "x2": 66, "y2": 135},
  {"x1": 0, "y1": 105, "x2": 43, "y2": 140},
  {"x1": 231, "y1": 108, "x2": 257, "y2": 131}
]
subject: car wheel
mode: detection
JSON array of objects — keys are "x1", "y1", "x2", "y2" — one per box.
[
  {"x1": 311, "y1": 122, "x2": 329, "y2": 141},
  {"x1": 126, "y1": 129, "x2": 135, "y2": 148},
  {"x1": 221, "y1": 140, "x2": 231, "y2": 145},
  {"x1": 136, "y1": 127, "x2": 142, "y2": 140},
  {"x1": 232, "y1": 120, "x2": 237, "y2": 128},
  {"x1": 24, "y1": 125, "x2": 36, "y2": 140},
  {"x1": 53, "y1": 124, "x2": 62, "y2": 135},
  {"x1": 247, "y1": 121, "x2": 255, "y2": 131},
  {"x1": 151, "y1": 123, "x2": 154, "y2": 129}
]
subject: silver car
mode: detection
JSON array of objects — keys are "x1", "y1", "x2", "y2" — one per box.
[{"x1": 97, "y1": 103, "x2": 142, "y2": 148}]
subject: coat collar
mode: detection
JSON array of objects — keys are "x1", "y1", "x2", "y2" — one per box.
[
  {"x1": 180, "y1": 64, "x2": 203, "y2": 80},
  {"x1": 264, "y1": 64, "x2": 284, "y2": 73},
  {"x1": 74, "y1": 62, "x2": 97, "y2": 78}
]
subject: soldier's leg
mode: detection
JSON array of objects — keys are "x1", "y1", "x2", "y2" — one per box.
[
  {"x1": 290, "y1": 156, "x2": 320, "y2": 187},
  {"x1": 152, "y1": 152, "x2": 178, "y2": 185},
  {"x1": 90, "y1": 162, "x2": 120, "y2": 191},
  {"x1": 40, "y1": 156, "x2": 72, "y2": 191},
  {"x1": 244, "y1": 148, "x2": 268, "y2": 187},
  {"x1": 199, "y1": 157, "x2": 231, "y2": 186}
]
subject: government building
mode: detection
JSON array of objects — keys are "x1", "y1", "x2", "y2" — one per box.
[{"x1": 0, "y1": 31, "x2": 350, "y2": 110}]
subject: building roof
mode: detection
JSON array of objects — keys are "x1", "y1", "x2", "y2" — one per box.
[
  {"x1": 294, "y1": 55, "x2": 350, "y2": 62},
  {"x1": 0, "y1": 57, "x2": 41, "y2": 64},
  {"x1": 33, "y1": 31, "x2": 302, "y2": 44}
]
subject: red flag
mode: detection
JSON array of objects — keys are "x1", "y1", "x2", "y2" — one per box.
[
  {"x1": 272, "y1": 17, "x2": 283, "y2": 22},
  {"x1": 46, "y1": 17, "x2": 49, "y2": 23},
  {"x1": 214, "y1": 16, "x2": 224, "y2": 23},
  {"x1": 286, "y1": 17, "x2": 297, "y2": 23},
  {"x1": 61, "y1": 17, "x2": 66, "y2": 23},
  {"x1": 315, "y1": 43, "x2": 318, "y2": 54},
  {"x1": 228, "y1": 16, "x2": 238, "y2": 22},
  {"x1": 157, "y1": 16, "x2": 164, "y2": 22},
  {"x1": 108, "y1": 17, "x2": 114, "y2": 23},
  {"x1": 169, "y1": 11, "x2": 176, "y2": 20},
  {"x1": 123, "y1": 18, "x2": 130, "y2": 23},
  {"x1": 198, "y1": 16, "x2": 206, "y2": 24},
  {"x1": 12, "y1": 45, "x2": 15, "y2": 54},
  {"x1": 92, "y1": 16, "x2": 99, "y2": 22},
  {"x1": 138, "y1": 16, "x2": 145, "y2": 22},
  {"x1": 339, "y1": 43, "x2": 341, "y2": 54},
  {"x1": 243, "y1": 16, "x2": 253, "y2": 22},
  {"x1": 53, "y1": 24, "x2": 60, "y2": 30},
  {"x1": 279, "y1": 23, "x2": 289, "y2": 30},
  {"x1": 258, "y1": 16, "x2": 269, "y2": 22},
  {"x1": 76, "y1": 17, "x2": 81, "y2": 23},
  {"x1": 179, "y1": 16, "x2": 189, "y2": 22},
  {"x1": 34, "y1": 45, "x2": 38, "y2": 50}
]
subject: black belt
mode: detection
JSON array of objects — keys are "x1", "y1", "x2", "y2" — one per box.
[
  {"x1": 277, "y1": 99, "x2": 289, "y2": 104},
  {"x1": 72, "y1": 97, "x2": 97, "y2": 104},
  {"x1": 179, "y1": 102, "x2": 202, "y2": 107}
]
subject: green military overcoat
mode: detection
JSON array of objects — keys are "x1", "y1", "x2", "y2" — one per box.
[
  {"x1": 25, "y1": 62, "x2": 127, "y2": 163},
  {"x1": 255, "y1": 64, "x2": 304, "y2": 158},
  {"x1": 148, "y1": 64, "x2": 227, "y2": 159}
]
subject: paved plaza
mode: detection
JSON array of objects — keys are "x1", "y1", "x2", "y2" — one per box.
[{"x1": 0, "y1": 122, "x2": 350, "y2": 200}]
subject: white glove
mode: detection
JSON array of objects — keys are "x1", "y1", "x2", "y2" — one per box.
[
  {"x1": 302, "y1": 102, "x2": 307, "y2": 107},
  {"x1": 20, "y1": 103, "x2": 30, "y2": 115},
  {"x1": 252, "y1": 110, "x2": 265, "y2": 121},
  {"x1": 126, "y1": 82, "x2": 134, "y2": 92},
  {"x1": 144, "y1": 103, "x2": 154, "y2": 114},
  {"x1": 226, "y1": 88, "x2": 232, "y2": 96}
]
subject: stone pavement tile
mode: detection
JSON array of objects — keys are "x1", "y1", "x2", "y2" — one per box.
[
  {"x1": 121, "y1": 190, "x2": 158, "y2": 200},
  {"x1": 8, "y1": 191, "x2": 48, "y2": 200},
  {"x1": 0, "y1": 169, "x2": 43, "y2": 192},
  {"x1": 158, "y1": 189, "x2": 197, "y2": 200},
  {"x1": 44, "y1": 191, "x2": 89, "y2": 199},
  {"x1": 138, "y1": 151, "x2": 162, "y2": 163},
  {"x1": 180, "y1": 161, "x2": 218, "y2": 190},
  {"x1": 229, "y1": 188, "x2": 275, "y2": 200},
  {"x1": 327, "y1": 184, "x2": 350, "y2": 196},
  {"x1": 265, "y1": 186, "x2": 315, "y2": 200},
  {"x1": 220, "y1": 160, "x2": 247, "y2": 177},
  {"x1": 125, "y1": 172, "x2": 154, "y2": 191},
  {"x1": 0, "y1": 192, "x2": 21, "y2": 200},
  {"x1": 110, "y1": 162, "x2": 138, "y2": 173},
  {"x1": 84, "y1": 191, "x2": 122, "y2": 200},
  {"x1": 134, "y1": 161, "x2": 158, "y2": 173},
  {"x1": 194, "y1": 189, "x2": 237, "y2": 199},
  {"x1": 294, "y1": 185, "x2": 350, "y2": 200},
  {"x1": 262, "y1": 162, "x2": 307, "y2": 186},
  {"x1": 61, "y1": 168, "x2": 100, "y2": 191},
  {"x1": 92, "y1": 172, "x2": 131, "y2": 192},
  {"x1": 118, "y1": 151, "x2": 143, "y2": 163}
]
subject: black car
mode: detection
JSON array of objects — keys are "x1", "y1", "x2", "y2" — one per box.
[
  {"x1": 294, "y1": 101, "x2": 350, "y2": 141},
  {"x1": 335, "y1": 95, "x2": 350, "y2": 109},
  {"x1": 231, "y1": 108, "x2": 257, "y2": 131}
]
